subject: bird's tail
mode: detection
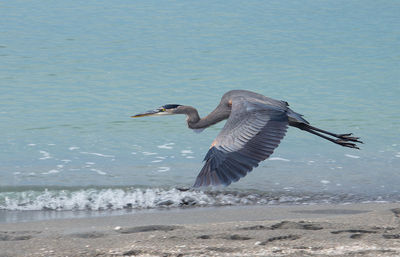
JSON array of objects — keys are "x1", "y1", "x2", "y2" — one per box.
[{"x1": 287, "y1": 108, "x2": 309, "y2": 125}]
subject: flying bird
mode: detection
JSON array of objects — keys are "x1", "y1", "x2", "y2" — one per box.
[{"x1": 132, "y1": 90, "x2": 362, "y2": 187}]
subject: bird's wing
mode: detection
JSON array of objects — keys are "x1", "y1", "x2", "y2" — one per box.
[{"x1": 193, "y1": 96, "x2": 289, "y2": 187}]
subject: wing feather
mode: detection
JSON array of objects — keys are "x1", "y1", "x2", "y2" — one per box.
[{"x1": 193, "y1": 97, "x2": 288, "y2": 187}]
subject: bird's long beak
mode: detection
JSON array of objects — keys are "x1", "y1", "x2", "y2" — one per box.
[{"x1": 131, "y1": 108, "x2": 170, "y2": 118}]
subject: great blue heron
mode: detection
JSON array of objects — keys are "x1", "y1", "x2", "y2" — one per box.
[{"x1": 132, "y1": 90, "x2": 362, "y2": 187}]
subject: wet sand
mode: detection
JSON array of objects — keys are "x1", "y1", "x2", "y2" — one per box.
[{"x1": 1, "y1": 203, "x2": 400, "y2": 256}]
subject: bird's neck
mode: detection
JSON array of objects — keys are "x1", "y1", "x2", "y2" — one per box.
[{"x1": 181, "y1": 105, "x2": 229, "y2": 129}]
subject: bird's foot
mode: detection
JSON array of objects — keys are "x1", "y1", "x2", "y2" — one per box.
[
  {"x1": 337, "y1": 133, "x2": 363, "y2": 143},
  {"x1": 335, "y1": 139, "x2": 360, "y2": 149}
]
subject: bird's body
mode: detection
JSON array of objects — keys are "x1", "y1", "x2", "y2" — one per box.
[{"x1": 133, "y1": 90, "x2": 362, "y2": 187}]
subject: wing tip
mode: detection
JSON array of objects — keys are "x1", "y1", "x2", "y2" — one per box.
[
  {"x1": 192, "y1": 165, "x2": 232, "y2": 188},
  {"x1": 194, "y1": 147, "x2": 258, "y2": 188}
]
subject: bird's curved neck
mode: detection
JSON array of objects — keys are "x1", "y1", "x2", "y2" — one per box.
[{"x1": 181, "y1": 105, "x2": 229, "y2": 129}]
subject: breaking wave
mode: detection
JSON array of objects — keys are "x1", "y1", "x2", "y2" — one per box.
[{"x1": 1, "y1": 187, "x2": 399, "y2": 211}]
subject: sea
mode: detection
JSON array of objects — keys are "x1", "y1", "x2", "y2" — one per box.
[{"x1": 1, "y1": 1, "x2": 399, "y2": 223}]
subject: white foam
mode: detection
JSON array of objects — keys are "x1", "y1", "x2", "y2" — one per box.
[
  {"x1": 69, "y1": 146, "x2": 80, "y2": 151},
  {"x1": 27, "y1": 144, "x2": 36, "y2": 146},
  {"x1": 0, "y1": 188, "x2": 213, "y2": 211},
  {"x1": 320, "y1": 180, "x2": 331, "y2": 184},
  {"x1": 345, "y1": 154, "x2": 360, "y2": 159},
  {"x1": 151, "y1": 159, "x2": 163, "y2": 163}
]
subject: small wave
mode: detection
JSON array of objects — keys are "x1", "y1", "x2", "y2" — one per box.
[
  {"x1": 157, "y1": 167, "x2": 170, "y2": 172},
  {"x1": 142, "y1": 152, "x2": 157, "y2": 156},
  {"x1": 41, "y1": 169, "x2": 60, "y2": 175},
  {"x1": 1, "y1": 187, "x2": 399, "y2": 211},
  {"x1": 345, "y1": 154, "x2": 360, "y2": 159},
  {"x1": 181, "y1": 150, "x2": 193, "y2": 155},
  {"x1": 39, "y1": 151, "x2": 52, "y2": 160},
  {"x1": 268, "y1": 157, "x2": 290, "y2": 162},
  {"x1": 157, "y1": 143, "x2": 175, "y2": 149},
  {"x1": 90, "y1": 168, "x2": 107, "y2": 175},
  {"x1": 80, "y1": 152, "x2": 115, "y2": 158}
]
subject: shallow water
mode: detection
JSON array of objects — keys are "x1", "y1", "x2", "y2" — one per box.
[{"x1": 1, "y1": 1, "x2": 399, "y2": 216}]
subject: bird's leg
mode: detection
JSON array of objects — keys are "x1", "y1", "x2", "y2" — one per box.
[
  {"x1": 305, "y1": 124, "x2": 362, "y2": 143},
  {"x1": 303, "y1": 127, "x2": 360, "y2": 149},
  {"x1": 293, "y1": 123, "x2": 362, "y2": 149}
]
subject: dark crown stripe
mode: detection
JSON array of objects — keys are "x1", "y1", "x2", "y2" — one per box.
[{"x1": 163, "y1": 104, "x2": 182, "y2": 109}]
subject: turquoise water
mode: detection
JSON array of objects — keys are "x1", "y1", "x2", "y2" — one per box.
[{"x1": 1, "y1": 1, "x2": 399, "y2": 213}]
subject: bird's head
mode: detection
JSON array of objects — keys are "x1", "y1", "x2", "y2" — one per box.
[{"x1": 131, "y1": 104, "x2": 183, "y2": 118}]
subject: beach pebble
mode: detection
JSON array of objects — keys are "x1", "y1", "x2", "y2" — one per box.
[{"x1": 114, "y1": 226, "x2": 122, "y2": 231}]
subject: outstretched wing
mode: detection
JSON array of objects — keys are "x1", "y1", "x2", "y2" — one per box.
[{"x1": 193, "y1": 96, "x2": 289, "y2": 187}]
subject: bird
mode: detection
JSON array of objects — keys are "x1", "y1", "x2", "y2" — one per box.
[{"x1": 132, "y1": 90, "x2": 362, "y2": 188}]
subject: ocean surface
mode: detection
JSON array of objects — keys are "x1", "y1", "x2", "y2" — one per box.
[{"x1": 1, "y1": 1, "x2": 399, "y2": 222}]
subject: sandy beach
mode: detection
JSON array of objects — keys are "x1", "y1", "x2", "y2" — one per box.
[{"x1": 0, "y1": 203, "x2": 400, "y2": 256}]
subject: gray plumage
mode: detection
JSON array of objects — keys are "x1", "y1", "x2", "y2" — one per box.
[{"x1": 132, "y1": 90, "x2": 362, "y2": 187}]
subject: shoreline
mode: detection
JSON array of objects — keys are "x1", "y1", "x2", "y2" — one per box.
[{"x1": 1, "y1": 202, "x2": 400, "y2": 256}]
